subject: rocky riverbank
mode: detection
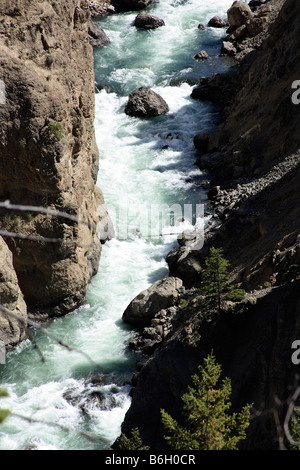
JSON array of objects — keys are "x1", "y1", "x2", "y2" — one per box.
[
  {"x1": 0, "y1": 0, "x2": 112, "y2": 347},
  {"x1": 117, "y1": 0, "x2": 300, "y2": 450}
]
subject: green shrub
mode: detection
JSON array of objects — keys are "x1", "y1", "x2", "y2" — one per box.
[
  {"x1": 226, "y1": 289, "x2": 246, "y2": 302},
  {"x1": 19, "y1": 138, "x2": 27, "y2": 149},
  {"x1": 48, "y1": 121, "x2": 63, "y2": 140},
  {"x1": 285, "y1": 265, "x2": 300, "y2": 283}
]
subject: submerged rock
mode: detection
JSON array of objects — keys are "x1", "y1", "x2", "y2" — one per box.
[
  {"x1": 125, "y1": 87, "x2": 169, "y2": 117},
  {"x1": 194, "y1": 50, "x2": 209, "y2": 60},
  {"x1": 134, "y1": 12, "x2": 165, "y2": 29}
]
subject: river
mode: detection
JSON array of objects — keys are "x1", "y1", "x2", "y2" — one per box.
[{"x1": 0, "y1": 0, "x2": 233, "y2": 450}]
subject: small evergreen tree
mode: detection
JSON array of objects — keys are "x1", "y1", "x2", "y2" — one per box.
[
  {"x1": 201, "y1": 247, "x2": 230, "y2": 313},
  {"x1": 161, "y1": 353, "x2": 252, "y2": 450},
  {"x1": 114, "y1": 428, "x2": 150, "y2": 450}
]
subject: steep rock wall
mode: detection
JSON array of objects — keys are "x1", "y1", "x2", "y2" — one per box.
[
  {"x1": 0, "y1": 236, "x2": 27, "y2": 349},
  {"x1": 118, "y1": 0, "x2": 300, "y2": 450},
  {"x1": 0, "y1": 0, "x2": 109, "y2": 318}
]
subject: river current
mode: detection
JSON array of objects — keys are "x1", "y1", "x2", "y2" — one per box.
[{"x1": 0, "y1": 0, "x2": 233, "y2": 450}]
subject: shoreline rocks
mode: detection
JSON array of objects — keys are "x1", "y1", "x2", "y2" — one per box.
[
  {"x1": 208, "y1": 16, "x2": 227, "y2": 28},
  {"x1": 88, "y1": 19, "x2": 110, "y2": 47},
  {"x1": 118, "y1": 0, "x2": 300, "y2": 452},
  {"x1": 122, "y1": 277, "x2": 184, "y2": 326},
  {"x1": 88, "y1": 1, "x2": 116, "y2": 17}
]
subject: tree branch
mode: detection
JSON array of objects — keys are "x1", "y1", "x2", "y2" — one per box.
[{"x1": 0, "y1": 304, "x2": 103, "y2": 372}]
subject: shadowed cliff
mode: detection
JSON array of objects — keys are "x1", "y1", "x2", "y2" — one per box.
[{"x1": 118, "y1": 0, "x2": 300, "y2": 450}]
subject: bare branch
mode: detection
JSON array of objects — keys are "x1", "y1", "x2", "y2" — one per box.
[
  {"x1": 0, "y1": 304, "x2": 104, "y2": 372},
  {"x1": 0, "y1": 200, "x2": 96, "y2": 229},
  {"x1": 0, "y1": 229, "x2": 93, "y2": 248},
  {"x1": 10, "y1": 411, "x2": 111, "y2": 446}
]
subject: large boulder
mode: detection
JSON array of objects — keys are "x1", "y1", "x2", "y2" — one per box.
[
  {"x1": 227, "y1": 1, "x2": 253, "y2": 30},
  {"x1": 134, "y1": 12, "x2": 165, "y2": 29},
  {"x1": 125, "y1": 87, "x2": 169, "y2": 117},
  {"x1": 122, "y1": 277, "x2": 183, "y2": 325}
]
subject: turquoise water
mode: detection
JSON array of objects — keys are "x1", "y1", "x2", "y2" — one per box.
[{"x1": 0, "y1": 0, "x2": 233, "y2": 450}]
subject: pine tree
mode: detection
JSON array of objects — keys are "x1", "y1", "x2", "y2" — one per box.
[
  {"x1": 114, "y1": 428, "x2": 150, "y2": 450},
  {"x1": 161, "y1": 353, "x2": 252, "y2": 450},
  {"x1": 201, "y1": 247, "x2": 230, "y2": 313}
]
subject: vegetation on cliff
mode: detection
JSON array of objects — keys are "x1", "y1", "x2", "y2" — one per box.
[{"x1": 161, "y1": 354, "x2": 251, "y2": 450}]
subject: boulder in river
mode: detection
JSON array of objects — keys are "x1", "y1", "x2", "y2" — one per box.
[
  {"x1": 125, "y1": 87, "x2": 169, "y2": 117},
  {"x1": 208, "y1": 16, "x2": 227, "y2": 28},
  {"x1": 122, "y1": 277, "x2": 183, "y2": 325},
  {"x1": 134, "y1": 12, "x2": 165, "y2": 29}
]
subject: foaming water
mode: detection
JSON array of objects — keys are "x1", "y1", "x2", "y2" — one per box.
[{"x1": 0, "y1": 0, "x2": 233, "y2": 449}]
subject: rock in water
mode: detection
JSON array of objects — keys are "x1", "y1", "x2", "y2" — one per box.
[
  {"x1": 122, "y1": 277, "x2": 183, "y2": 325},
  {"x1": 88, "y1": 20, "x2": 110, "y2": 47},
  {"x1": 194, "y1": 50, "x2": 209, "y2": 60},
  {"x1": 125, "y1": 87, "x2": 169, "y2": 117},
  {"x1": 134, "y1": 12, "x2": 165, "y2": 29},
  {"x1": 208, "y1": 16, "x2": 227, "y2": 28}
]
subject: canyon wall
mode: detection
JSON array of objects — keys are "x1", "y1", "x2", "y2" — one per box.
[
  {"x1": 0, "y1": 0, "x2": 109, "y2": 345},
  {"x1": 119, "y1": 0, "x2": 300, "y2": 450}
]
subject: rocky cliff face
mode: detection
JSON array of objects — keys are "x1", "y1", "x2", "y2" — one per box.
[
  {"x1": 0, "y1": 236, "x2": 27, "y2": 348},
  {"x1": 0, "y1": 0, "x2": 109, "y2": 327},
  {"x1": 121, "y1": 281, "x2": 300, "y2": 450},
  {"x1": 169, "y1": 0, "x2": 300, "y2": 291},
  {"x1": 118, "y1": 0, "x2": 300, "y2": 450}
]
